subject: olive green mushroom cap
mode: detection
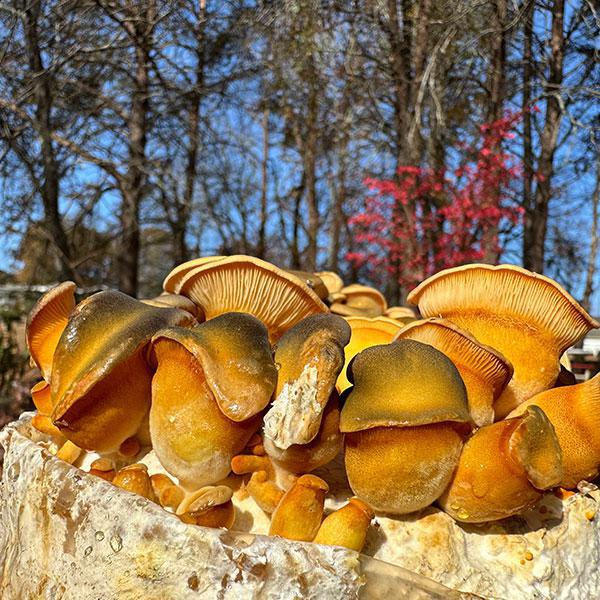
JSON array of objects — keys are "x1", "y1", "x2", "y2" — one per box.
[
  {"x1": 50, "y1": 290, "x2": 196, "y2": 451},
  {"x1": 151, "y1": 312, "x2": 277, "y2": 422},
  {"x1": 339, "y1": 340, "x2": 470, "y2": 433}
]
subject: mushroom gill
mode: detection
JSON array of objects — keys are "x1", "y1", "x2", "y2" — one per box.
[
  {"x1": 508, "y1": 373, "x2": 600, "y2": 489},
  {"x1": 149, "y1": 314, "x2": 276, "y2": 489},
  {"x1": 337, "y1": 316, "x2": 403, "y2": 393},
  {"x1": 162, "y1": 256, "x2": 225, "y2": 293},
  {"x1": 438, "y1": 406, "x2": 562, "y2": 522},
  {"x1": 26, "y1": 281, "x2": 77, "y2": 382},
  {"x1": 174, "y1": 255, "x2": 328, "y2": 342},
  {"x1": 340, "y1": 340, "x2": 471, "y2": 515},
  {"x1": 50, "y1": 290, "x2": 195, "y2": 453},
  {"x1": 394, "y1": 318, "x2": 513, "y2": 427},
  {"x1": 407, "y1": 264, "x2": 599, "y2": 418}
]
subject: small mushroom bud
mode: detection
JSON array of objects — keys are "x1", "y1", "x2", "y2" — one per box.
[
  {"x1": 269, "y1": 474, "x2": 329, "y2": 542},
  {"x1": 113, "y1": 463, "x2": 156, "y2": 501},
  {"x1": 313, "y1": 497, "x2": 374, "y2": 552},
  {"x1": 246, "y1": 471, "x2": 284, "y2": 514},
  {"x1": 176, "y1": 485, "x2": 235, "y2": 529},
  {"x1": 119, "y1": 436, "x2": 141, "y2": 458},
  {"x1": 150, "y1": 474, "x2": 184, "y2": 511},
  {"x1": 54, "y1": 440, "x2": 82, "y2": 464},
  {"x1": 88, "y1": 458, "x2": 115, "y2": 482}
]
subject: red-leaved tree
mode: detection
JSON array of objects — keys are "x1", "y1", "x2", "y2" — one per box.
[{"x1": 346, "y1": 111, "x2": 526, "y2": 300}]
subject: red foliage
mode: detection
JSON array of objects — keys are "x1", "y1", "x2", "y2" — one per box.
[{"x1": 346, "y1": 111, "x2": 526, "y2": 293}]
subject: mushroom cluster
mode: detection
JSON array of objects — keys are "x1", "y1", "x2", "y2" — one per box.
[{"x1": 25, "y1": 256, "x2": 600, "y2": 553}]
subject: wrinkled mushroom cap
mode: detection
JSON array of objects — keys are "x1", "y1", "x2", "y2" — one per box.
[
  {"x1": 330, "y1": 284, "x2": 387, "y2": 318},
  {"x1": 337, "y1": 316, "x2": 403, "y2": 392},
  {"x1": 50, "y1": 290, "x2": 195, "y2": 451},
  {"x1": 175, "y1": 255, "x2": 327, "y2": 342},
  {"x1": 408, "y1": 264, "x2": 599, "y2": 416},
  {"x1": 26, "y1": 281, "x2": 77, "y2": 382},
  {"x1": 151, "y1": 313, "x2": 277, "y2": 422},
  {"x1": 340, "y1": 340, "x2": 470, "y2": 433},
  {"x1": 162, "y1": 256, "x2": 225, "y2": 293},
  {"x1": 395, "y1": 318, "x2": 513, "y2": 426},
  {"x1": 263, "y1": 314, "x2": 350, "y2": 449}
]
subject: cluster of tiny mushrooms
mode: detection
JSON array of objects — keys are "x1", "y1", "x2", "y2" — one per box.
[{"x1": 26, "y1": 255, "x2": 600, "y2": 554}]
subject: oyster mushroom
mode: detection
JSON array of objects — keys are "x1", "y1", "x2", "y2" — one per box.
[
  {"x1": 174, "y1": 255, "x2": 328, "y2": 342},
  {"x1": 384, "y1": 306, "x2": 416, "y2": 324},
  {"x1": 315, "y1": 271, "x2": 344, "y2": 297},
  {"x1": 269, "y1": 474, "x2": 329, "y2": 541},
  {"x1": 337, "y1": 316, "x2": 403, "y2": 393},
  {"x1": 407, "y1": 264, "x2": 599, "y2": 418},
  {"x1": 313, "y1": 497, "x2": 374, "y2": 552},
  {"x1": 26, "y1": 281, "x2": 76, "y2": 382},
  {"x1": 286, "y1": 270, "x2": 329, "y2": 300},
  {"x1": 112, "y1": 463, "x2": 157, "y2": 502},
  {"x1": 50, "y1": 291, "x2": 195, "y2": 453},
  {"x1": 149, "y1": 313, "x2": 277, "y2": 489},
  {"x1": 176, "y1": 485, "x2": 235, "y2": 529},
  {"x1": 162, "y1": 256, "x2": 225, "y2": 293},
  {"x1": 394, "y1": 318, "x2": 513, "y2": 427},
  {"x1": 340, "y1": 340, "x2": 471, "y2": 515},
  {"x1": 438, "y1": 406, "x2": 563, "y2": 522},
  {"x1": 508, "y1": 373, "x2": 600, "y2": 488},
  {"x1": 330, "y1": 284, "x2": 387, "y2": 318},
  {"x1": 141, "y1": 293, "x2": 201, "y2": 318},
  {"x1": 263, "y1": 314, "x2": 350, "y2": 455}
]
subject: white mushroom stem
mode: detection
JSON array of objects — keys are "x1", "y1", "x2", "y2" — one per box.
[{"x1": 263, "y1": 362, "x2": 324, "y2": 450}]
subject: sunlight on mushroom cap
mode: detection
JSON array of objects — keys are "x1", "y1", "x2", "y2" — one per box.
[
  {"x1": 315, "y1": 271, "x2": 344, "y2": 296},
  {"x1": 407, "y1": 264, "x2": 599, "y2": 418},
  {"x1": 286, "y1": 270, "x2": 329, "y2": 300},
  {"x1": 26, "y1": 281, "x2": 77, "y2": 382},
  {"x1": 175, "y1": 255, "x2": 327, "y2": 342},
  {"x1": 394, "y1": 318, "x2": 513, "y2": 426}
]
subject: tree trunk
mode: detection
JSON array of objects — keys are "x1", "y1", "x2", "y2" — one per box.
[
  {"x1": 257, "y1": 107, "x2": 269, "y2": 259},
  {"x1": 522, "y1": 0, "x2": 534, "y2": 266},
  {"x1": 582, "y1": 157, "x2": 600, "y2": 312},
  {"x1": 178, "y1": 0, "x2": 207, "y2": 265},
  {"x1": 304, "y1": 57, "x2": 319, "y2": 271},
  {"x1": 481, "y1": 0, "x2": 507, "y2": 263},
  {"x1": 119, "y1": 4, "x2": 152, "y2": 296},
  {"x1": 523, "y1": 0, "x2": 565, "y2": 273},
  {"x1": 23, "y1": 0, "x2": 78, "y2": 283}
]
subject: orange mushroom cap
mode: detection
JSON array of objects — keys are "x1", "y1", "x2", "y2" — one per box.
[
  {"x1": 408, "y1": 264, "x2": 599, "y2": 417},
  {"x1": 175, "y1": 255, "x2": 328, "y2": 342}
]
